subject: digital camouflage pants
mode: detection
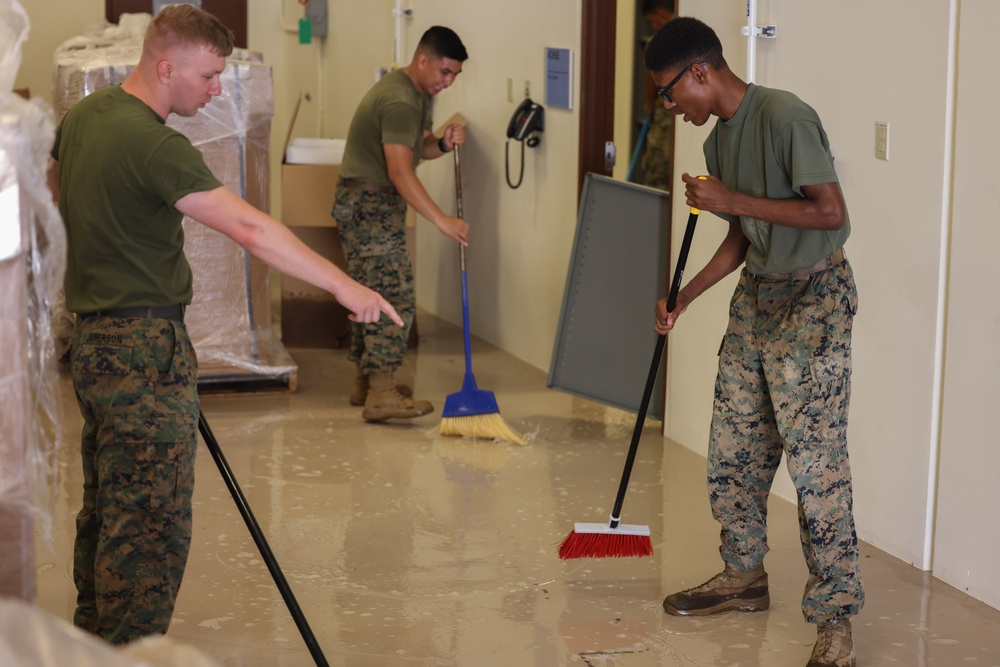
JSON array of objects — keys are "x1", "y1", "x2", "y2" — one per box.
[
  {"x1": 641, "y1": 106, "x2": 673, "y2": 192},
  {"x1": 710, "y1": 257, "x2": 864, "y2": 624},
  {"x1": 332, "y1": 184, "x2": 414, "y2": 373},
  {"x1": 69, "y1": 314, "x2": 198, "y2": 645}
]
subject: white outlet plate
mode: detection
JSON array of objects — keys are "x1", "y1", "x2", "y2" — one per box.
[{"x1": 875, "y1": 121, "x2": 889, "y2": 160}]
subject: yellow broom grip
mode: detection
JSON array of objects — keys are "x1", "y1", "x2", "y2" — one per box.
[{"x1": 689, "y1": 175, "x2": 708, "y2": 215}]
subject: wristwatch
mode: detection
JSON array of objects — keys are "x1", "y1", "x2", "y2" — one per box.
[{"x1": 437, "y1": 136, "x2": 452, "y2": 153}]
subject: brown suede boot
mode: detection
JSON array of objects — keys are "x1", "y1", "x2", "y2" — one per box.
[
  {"x1": 350, "y1": 371, "x2": 412, "y2": 406},
  {"x1": 362, "y1": 372, "x2": 433, "y2": 421},
  {"x1": 662, "y1": 564, "x2": 769, "y2": 616},
  {"x1": 806, "y1": 619, "x2": 855, "y2": 667}
]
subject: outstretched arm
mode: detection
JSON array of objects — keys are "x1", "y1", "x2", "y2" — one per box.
[{"x1": 176, "y1": 186, "x2": 403, "y2": 326}]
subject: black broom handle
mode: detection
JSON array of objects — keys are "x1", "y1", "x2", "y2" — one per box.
[
  {"x1": 198, "y1": 411, "x2": 329, "y2": 667},
  {"x1": 609, "y1": 204, "x2": 700, "y2": 528}
]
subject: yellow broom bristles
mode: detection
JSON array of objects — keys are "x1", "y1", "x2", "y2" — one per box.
[{"x1": 439, "y1": 412, "x2": 528, "y2": 446}]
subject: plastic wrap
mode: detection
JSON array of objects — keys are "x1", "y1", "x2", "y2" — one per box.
[
  {"x1": 0, "y1": 0, "x2": 66, "y2": 601},
  {"x1": 0, "y1": 597, "x2": 223, "y2": 667},
  {"x1": 53, "y1": 16, "x2": 297, "y2": 389}
]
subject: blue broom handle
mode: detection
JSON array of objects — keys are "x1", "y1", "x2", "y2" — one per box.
[
  {"x1": 626, "y1": 113, "x2": 652, "y2": 182},
  {"x1": 454, "y1": 146, "x2": 474, "y2": 377},
  {"x1": 610, "y1": 206, "x2": 700, "y2": 528},
  {"x1": 460, "y1": 248, "x2": 473, "y2": 376}
]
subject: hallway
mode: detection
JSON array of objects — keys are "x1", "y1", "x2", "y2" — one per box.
[{"x1": 33, "y1": 313, "x2": 1000, "y2": 666}]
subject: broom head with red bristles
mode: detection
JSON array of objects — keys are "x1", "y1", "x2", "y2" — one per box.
[{"x1": 558, "y1": 520, "x2": 653, "y2": 559}]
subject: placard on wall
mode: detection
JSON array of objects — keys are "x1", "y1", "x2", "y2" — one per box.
[{"x1": 545, "y1": 47, "x2": 573, "y2": 110}]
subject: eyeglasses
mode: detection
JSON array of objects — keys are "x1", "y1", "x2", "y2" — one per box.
[{"x1": 656, "y1": 61, "x2": 707, "y2": 103}]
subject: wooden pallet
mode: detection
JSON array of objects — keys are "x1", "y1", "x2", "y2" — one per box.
[{"x1": 197, "y1": 346, "x2": 298, "y2": 397}]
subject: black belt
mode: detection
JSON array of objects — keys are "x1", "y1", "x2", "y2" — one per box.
[
  {"x1": 338, "y1": 177, "x2": 396, "y2": 194},
  {"x1": 79, "y1": 304, "x2": 185, "y2": 322}
]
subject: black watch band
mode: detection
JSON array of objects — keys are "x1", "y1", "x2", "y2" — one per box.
[{"x1": 438, "y1": 136, "x2": 451, "y2": 153}]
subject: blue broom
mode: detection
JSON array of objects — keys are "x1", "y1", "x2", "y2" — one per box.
[{"x1": 439, "y1": 145, "x2": 526, "y2": 445}]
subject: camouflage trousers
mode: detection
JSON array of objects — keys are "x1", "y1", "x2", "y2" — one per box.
[
  {"x1": 641, "y1": 106, "x2": 673, "y2": 192},
  {"x1": 69, "y1": 314, "x2": 198, "y2": 645},
  {"x1": 332, "y1": 184, "x2": 414, "y2": 373},
  {"x1": 709, "y1": 257, "x2": 864, "y2": 623}
]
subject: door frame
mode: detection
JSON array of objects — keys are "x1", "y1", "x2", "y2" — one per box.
[
  {"x1": 577, "y1": 0, "x2": 674, "y2": 422},
  {"x1": 106, "y1": 0, "x2": 248, "y2": 48},
  {"x1": 577, "y1": 0, "x2": 617, "y2": 197}
]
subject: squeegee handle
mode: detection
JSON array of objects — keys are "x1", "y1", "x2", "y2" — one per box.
[
  {"x1": 198, "y1": 413, "x2": 329, "y2": 666},
  {"x1": 667, "y1": 175, "x2": 706, "y2": 312},
  {"x1": 666, "y1": 204, "x2": 701, "y2": 312},
  {"x1": 609, "y1": 204, "x2": 701, "y2": 528}
]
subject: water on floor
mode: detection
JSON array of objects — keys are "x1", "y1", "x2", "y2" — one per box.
[{"x1": 34, "y1": 313, "x2": 1000, "y2": 666}]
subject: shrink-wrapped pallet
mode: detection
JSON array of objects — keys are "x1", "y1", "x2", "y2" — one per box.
[
  {"x1": 0, "y1": 0, "x2": 66, "y2": 601},
  {"x1": 53, "y1": 15, "x2": 296, "y2": 392}
]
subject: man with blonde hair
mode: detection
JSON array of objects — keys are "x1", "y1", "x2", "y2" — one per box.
[{"x1": 51, "y1": 4, "x2": 401, "y2": 644}]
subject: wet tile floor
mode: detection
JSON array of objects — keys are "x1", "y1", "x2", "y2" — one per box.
[{"x1": 33, "y1": 313, "x2": 1000, "y2": 666}]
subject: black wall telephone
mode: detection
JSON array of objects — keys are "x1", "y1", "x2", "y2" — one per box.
[
  {"x1": 506, "y1": 98, "x2": 544, "y2": 189},
  {"x1": 507, "y1": 98, "x2": 544, "y2": 143}
]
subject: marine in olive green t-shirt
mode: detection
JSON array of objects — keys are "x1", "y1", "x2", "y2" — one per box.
[
  {"x1": 704, "y1": 83, "x2": 850, "y2": 274},
  {"x1": 338, "y1": 68, "x2": 432, "y2": 187},
  {"x1": 52, "y1": 85, "x2": 222, "y2": 314}
]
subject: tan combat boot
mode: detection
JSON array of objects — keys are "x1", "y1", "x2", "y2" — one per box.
[
  {"x1": 350, "y1": 370, "x2": 412, "y2": 406},
  {"x1": 662, "y1": 564, "x2": 769, "y2": 616},
  {"x1": 362, "y1": 371, "x2": 433, "y2": 421},
  {"x1": 806, "y1": 619, "x2": 855, "y2": 667}
]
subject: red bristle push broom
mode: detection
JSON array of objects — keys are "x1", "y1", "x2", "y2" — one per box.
[{"x1": 558, "y1": 194, "x2": 702, "y2": 560}]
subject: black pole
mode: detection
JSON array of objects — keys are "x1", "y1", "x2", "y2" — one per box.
[
  {"x1": 609, "y1": 206, "x2": 700, "y2": 528},
  {"x1": 198, "y1": 411, "x2": 329, "y2": 667}
]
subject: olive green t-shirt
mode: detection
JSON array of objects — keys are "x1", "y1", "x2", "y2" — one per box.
[
  {"x1": 704, "y1": 83, "x2": 850, "y2": 274},
  {"x1": 52, "y1": 85, "x2": 222, "y2": 313},
  {"x1": 339, "y1": 68, "x2": 431, "y2": 186}
]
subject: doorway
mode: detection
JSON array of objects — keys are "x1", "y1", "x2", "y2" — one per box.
[
  {"x1": 105, "y1": 0, "x2": 248, "y2": 48},
  {"x1": 570, "y1": 0, "x2": 678, "y2": 420},
  {"x1": 577, "y1": 0, "x2": 677, "y2": 198}
]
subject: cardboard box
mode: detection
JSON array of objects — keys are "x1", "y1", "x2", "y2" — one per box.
[{"x1": 281, "y1": 162, "x2": 341, "y2": 227}]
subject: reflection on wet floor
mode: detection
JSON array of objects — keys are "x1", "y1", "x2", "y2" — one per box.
[{"x1": 35, "y1": 313, "x2": 1000, "y2": 666}]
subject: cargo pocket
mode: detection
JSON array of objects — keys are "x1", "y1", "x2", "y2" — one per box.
[
  {"x1": 105, "y1": 412, "x2": 196, "y2": 511},
  {"x1": 800, "y1": 350, "x2": 851, "y2": 443},
  {"x1": 332, "y1": 199, "x2": 355, "y2": 224},
  {"x1": 74, "y1": 341, "x2": 132, "y2": 378}
]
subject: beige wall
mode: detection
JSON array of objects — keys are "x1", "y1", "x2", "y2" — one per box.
[
  {"x1": 934, "y1": 0, "x2": 1000, "y2": 612},
  {"x1": 403, "y1": 0, "x2": 582, "y2": 370},
  {"x1": 14, "y1": 0, "x2": 1000, "y2": 611},
  {"x1": 14, "y1": 0, "x2": 103, "y2": 101}
]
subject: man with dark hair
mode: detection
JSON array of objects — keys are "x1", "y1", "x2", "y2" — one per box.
[
  {"x1": 333, "y1": 25, "x2": 469, "y2": 422},
  {"x1": 51, "y1": 4, "x2": 401, "y2": 644},
  {"x1": 646, "y1": 17, "x2": 863, "y2": 667}
]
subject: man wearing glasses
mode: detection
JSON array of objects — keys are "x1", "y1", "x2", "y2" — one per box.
[{"x1": 646, "y1": 17, "x2": 862, "y2": 667}]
